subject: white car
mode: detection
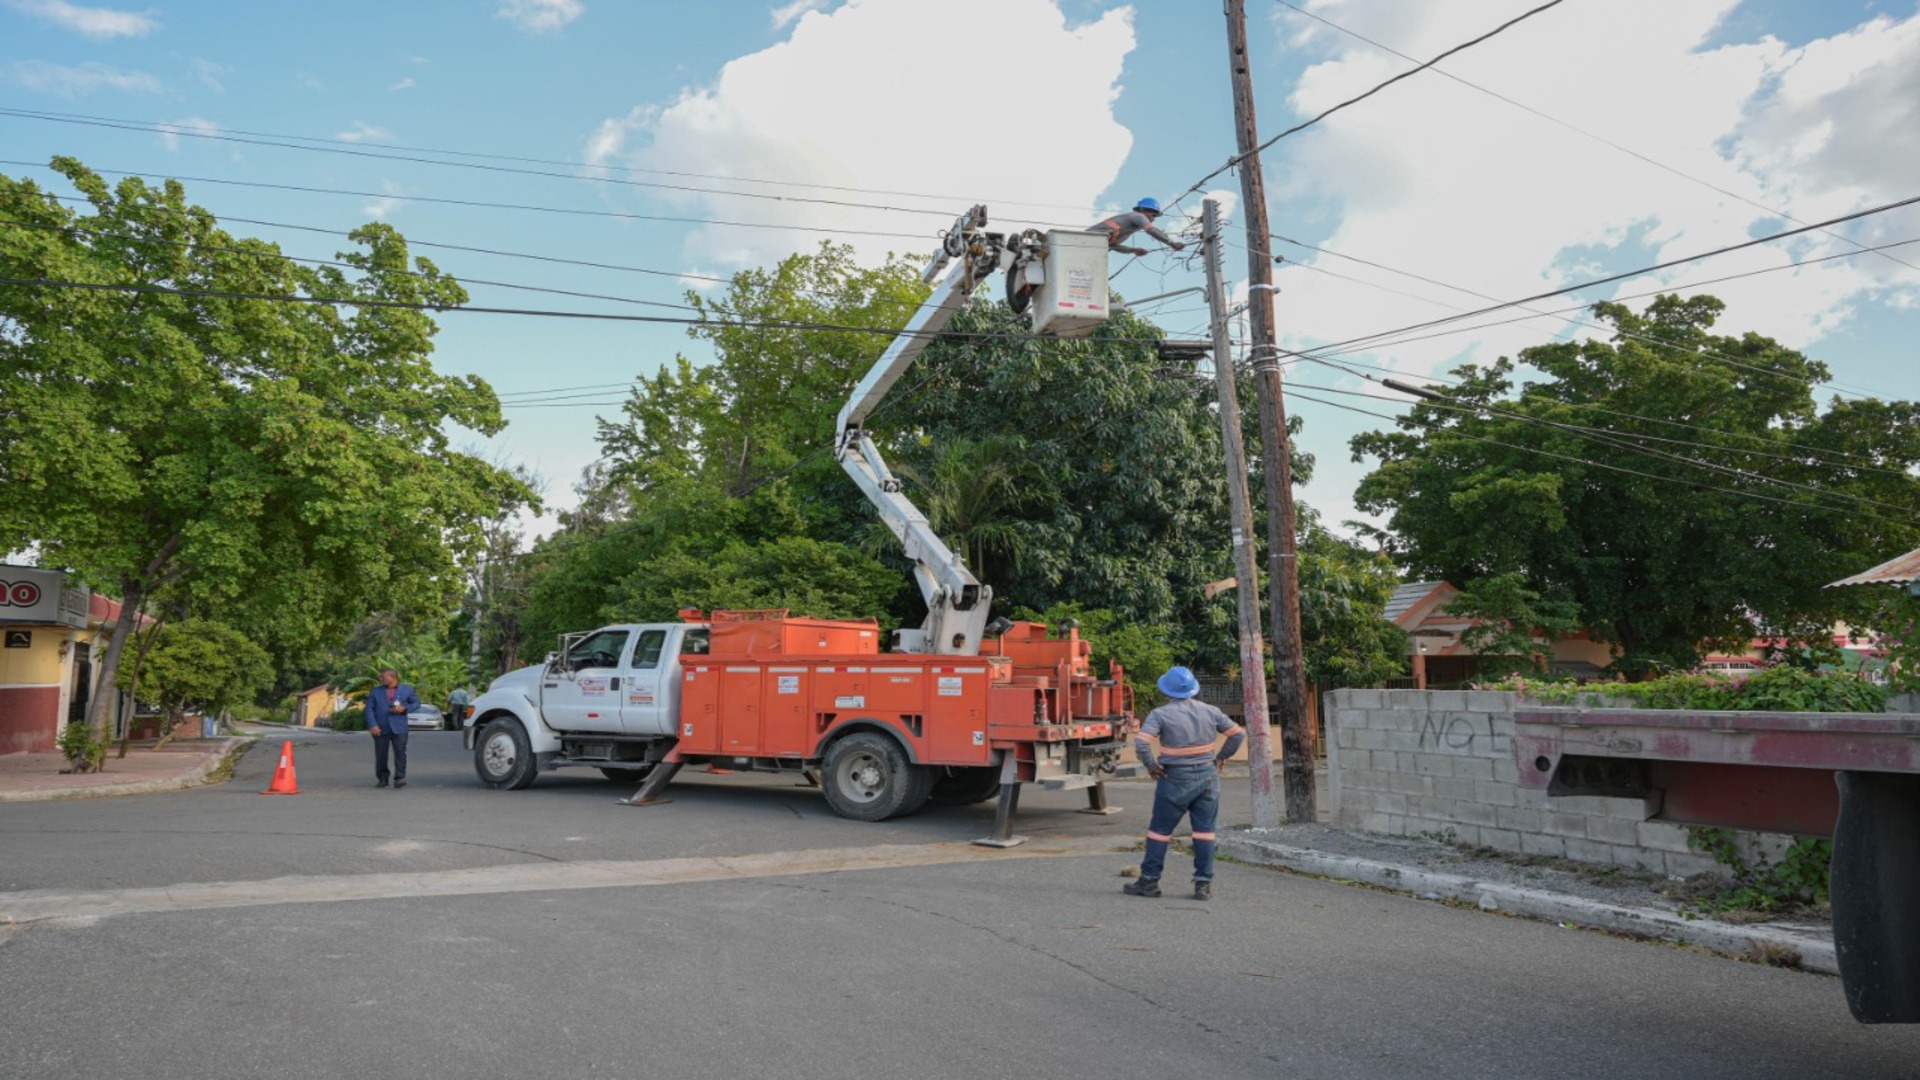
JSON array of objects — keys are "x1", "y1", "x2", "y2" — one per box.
[{"x1": 407, "y1": 704, "x2": 449, "y2": 731}]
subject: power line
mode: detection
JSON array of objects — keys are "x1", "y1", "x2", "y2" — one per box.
[
  {"x1": 1268, "y1": 0, "x2": 1920, "y2": 279},
  {"x1": 1287, "y1": 386, "x2": 1916, "y2": 529},
  {"x1": 1251, "y1": 231, "x2": 1919, "y2": 400},
  {"x1": 0, "y1": 158, "x2": 945, "y2": 242},
  {"x1": 0, "y1": 274, "x2": 1193, "y2": 349},
  {"x1": 1289, "y1": 380, "x2": 1919, "y2": 509},
  {"x1": 1178, "y1": 0, "x2": 1572, "y2": 202},
  {"x1": 1283, "y1": 189, "x2": 1920, "y2": 362},
  {"x1": 0, "y1": 214, "x2": 706, "y2": 315},
  {"x1": 0, "y1": 106, "x2": 1107, "y2": 218}
]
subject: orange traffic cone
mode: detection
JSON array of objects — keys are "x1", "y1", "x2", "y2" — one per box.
[{"x1": 262, "y1": 741, "x2": 300, "y2": 795}]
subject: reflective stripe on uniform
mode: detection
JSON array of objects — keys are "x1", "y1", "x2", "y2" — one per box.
[
  {"x1": 1146, "y1": 830, "x2": 1174, "y2": 843},
  {"x1": 1192, "y1": 832, "x2": 1217, "y2": 841},
  {"x1": 1160, "y1": 744, "x2": 1214, "y2": 757}
]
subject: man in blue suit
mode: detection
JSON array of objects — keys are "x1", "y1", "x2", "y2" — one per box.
[{"x1": 365, "y1": 668, "x2": 421, "y2": 789}]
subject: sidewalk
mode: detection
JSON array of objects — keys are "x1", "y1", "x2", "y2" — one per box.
[
  {"x1": 0, "y1": 734, "x2": 254, "y2": 803},
  {"x1": 1216, "y1": 823, "x2": 1837, "y2": 976}
]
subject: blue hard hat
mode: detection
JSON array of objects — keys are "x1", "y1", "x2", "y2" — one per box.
[
  {"x1": 1157, "y1": 665, "x2": 1199, "y2": 699},
  {"x1": 1134, "y1": 197, "x2": 1162, "y2": 214}
]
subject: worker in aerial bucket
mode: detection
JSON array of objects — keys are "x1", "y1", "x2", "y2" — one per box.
[{"x1": 1088, "y1": 197, "x2": 1187, "y2": 256}]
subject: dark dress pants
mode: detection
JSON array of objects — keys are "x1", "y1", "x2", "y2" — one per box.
[{"x1": 373, "y1": 726, "x2": 409, "y2": 782}]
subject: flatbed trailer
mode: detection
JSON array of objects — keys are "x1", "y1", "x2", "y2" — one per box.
[{"x1": 1514, "y1": 706, "x2": 1920, "y2": 1023}]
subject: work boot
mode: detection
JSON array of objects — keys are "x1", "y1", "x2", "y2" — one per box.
[
  {"x1": 376, "y1": 779, "x2": 389, "y2": 789},
  {"x1": 1122, "y1": 876, "x2": 1161, "y2": 898},
  {"x1": 394, "y1": 778, "x2": 407, "y2": 789},
  {"x1": 1193, "y1": 880, "x2": 1212, "y2": 901}
]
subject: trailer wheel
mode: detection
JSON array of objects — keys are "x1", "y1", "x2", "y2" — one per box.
[
  {"x1": 598, "y1": 765, "x2": 653, "y2": 783},
  {"x1": 930, "y1": 766, "x2": 1002, "y2": 806},
  {"x1": 475, "y1": 719, "x2": 537, "y2": 790},
  {"x1": 822, "y1": 732, "x2": 930, "y2": 821}
]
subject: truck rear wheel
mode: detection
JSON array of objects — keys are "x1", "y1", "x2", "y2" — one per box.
[
  {"x1": 598, "y1": 765, "x2": 653, "y2": 783},
  {"x1": 822, "y1": 732, "x2": 931, "y2": 821},
  {"x1": 930, "y1": 766, "x2": 1002, "y2": 806},
  {"x1": 475, "y1": 719, "x2": 537, "y2": 790}
]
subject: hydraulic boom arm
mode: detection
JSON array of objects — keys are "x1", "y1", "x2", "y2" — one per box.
[{"x1": 835, "y1": 206, "x2": 1020, "y2": 656}]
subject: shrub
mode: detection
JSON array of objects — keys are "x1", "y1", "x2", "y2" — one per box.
[{"x1": 331, "y1": 705, "x2": 367, "y2": 732}]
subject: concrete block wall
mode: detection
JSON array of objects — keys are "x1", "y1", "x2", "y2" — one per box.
[{"x1": 1326, "y1": 689, "x2": 1723, "y2": 877}]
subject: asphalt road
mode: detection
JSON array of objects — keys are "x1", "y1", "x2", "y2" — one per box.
[{"x1": 2, "y1": 731, "x2": 1917, "y2": 1080}]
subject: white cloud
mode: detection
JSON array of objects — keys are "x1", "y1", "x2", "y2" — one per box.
[
  {"x1": 1266, "y1": 0, "x2": 1920, "y2": 375},
  {"x1": 769, "y1": 0, "x2": 826, "y2": 31},
  {"x1": 496, "y1": 0, "x2": 582, "y2": 34},
  {"x1": 583, "y1": 0, "x2": 1135, "y2": 270},
  {"x1": 362, "y1": 179, "x2": 406, "y2": 221},
  {"x1": 5, "y1": 0, "x2": 158, "y2": 38},
  {"x1": 187, "y1": 57, "x2": 224, "y2": 91},
  {"x1": 6, "y1": 59, "x2": 161, "y2": 96},
  {"x1": 336, "y1": 120, "x2": 397, "y2": 143},
  {"x1": 390, "y1": 76, "x2": 417, "y2": 91},
  {"x1": 156, "y1": 115, "x2": 218, "y2": 152},
  {"x1": 1255, "y1": 0, "x2": 1920, "y2": 532}
]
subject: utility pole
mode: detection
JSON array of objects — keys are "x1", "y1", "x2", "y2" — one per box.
[
  {"x1": 1225, "y1": 0, "x2": 1316, "y2": 823},
  {"x1": 1201, "y1": 199, "x2": 1279, "y2": 829}
]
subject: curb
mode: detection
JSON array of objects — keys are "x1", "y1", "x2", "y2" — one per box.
[
  {"x1": 0, "y1": 737, "x2": 254, "y2": 804},
  {"x1": 1219, "y1": 835, "x2": 1837, "y2": 976}
]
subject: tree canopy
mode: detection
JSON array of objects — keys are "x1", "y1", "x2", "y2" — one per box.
[
  {"x1": 504, "y1": 242, "x2": 1406, "y2": 692},
  {"x1": 1351, "y1": 295, "x2": 1920, "y2": 670},
  {"x1": 0, "y1": 158, "x2": 532, "y2": 729}
]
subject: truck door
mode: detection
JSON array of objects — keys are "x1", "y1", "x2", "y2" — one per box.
[
  {"x1": 621, "y1": 627, "x2": 706, "y2": 736},
  {"x1": 541, "y1": 628, "x2": 630, "y2": 733}
]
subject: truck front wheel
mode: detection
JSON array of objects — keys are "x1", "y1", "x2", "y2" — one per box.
[
  {"x1": 822, "y1": 732, "x2": 931, "y2": 821},
  {"x1": 475, "y1": 719, "x2": 537, "y2": 790}
]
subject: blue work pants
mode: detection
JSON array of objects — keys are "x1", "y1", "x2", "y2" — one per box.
[{"x1": 1139, "y1": 763, "x2": 1222, "y2": 882}]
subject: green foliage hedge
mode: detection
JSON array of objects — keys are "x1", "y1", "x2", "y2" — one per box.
[{"x1": 1483, "y1": 665, "x2": 1888, "y2": 713}]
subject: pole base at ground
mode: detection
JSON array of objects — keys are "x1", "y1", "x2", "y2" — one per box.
[
  {"x1": 1077, "y1": 781, "x2": 1121, "y2": 815},
  {"x1": 971, "y1": 835, "x2": 1027, "y2": 849}
]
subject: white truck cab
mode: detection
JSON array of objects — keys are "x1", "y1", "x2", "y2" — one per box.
[{"x1": 462, "y1": 621, "x2": 710, "y2": 789}]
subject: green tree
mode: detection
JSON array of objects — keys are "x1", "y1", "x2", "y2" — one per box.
[
  {"x1": 1297, "y1": 521, "x2": 1409, "y2": 688},
  {"x1": 0, "y1": 159, "x2": 532, "y2": 737},
  {"x1": 1445, "y1": 570, "x2": 1583, "y2": 678},
  {"x1": 1013, "y1": 600, "x2": 1186, "y2": 707},
  {"x1": 890, "y1": 300, "x2": 1237, "y2": 662},
  {"x1": 604, "y1": 535, "x2": 904, "y2": 627},
  {"x1": 1351, "y1": 295, "x2": 1920, "y2": 670},
  {"x1": 117, "y1": 618, "x2": 272, "y2": 744}
]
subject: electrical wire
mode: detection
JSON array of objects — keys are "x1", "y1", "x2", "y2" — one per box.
[
  {"x1": 1279, "y1": 189, "x2": 1920, "y2": 363},
  {"x1": 1268, "y1": 0, "x2": 1920, "y2": 278},
  {"x1": 0, "y1": 214, "x2": 706, "y2": 314},
  {"x1": 1248, "y1": 232, "x2": 1920, "y2": 400},
  {"x1": 1284, "y1": 386, "x2": 1916, "y2": 529},
  {"x1": 0, "y1": 274, "x2": 1199, "y2": 350},
  {"x1": 1177, "y1": 0, "x2": 1572, "y2": 204},
  {"x1": 0, "y1": 158, "x2": 951, "y2": 242},
  {"x1": 0, "y1": 106, "x2": 1110, "y2": 218},
  {"x1": 1287, "y1": 380, "x2": 1920, "y2": 507}
]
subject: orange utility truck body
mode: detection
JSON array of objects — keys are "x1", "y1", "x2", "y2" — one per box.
[{"x1": 675, "y1": 610, "x2": 1129, "y2": 788}]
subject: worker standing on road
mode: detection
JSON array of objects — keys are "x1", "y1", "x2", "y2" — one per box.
[
  {"x1": 1124, "y1": 666, "x2": 1244, "y2": 901},
  {"x1": 365, "y1": 669, "x2": 420, "y2": 789},
  {"x1": 1088, "y1": 197, "x2": 1187, "y2": 256}
]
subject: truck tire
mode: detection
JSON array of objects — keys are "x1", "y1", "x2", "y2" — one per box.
[
  {"x1": 930, "y1": 766, "x2": 1001, "y2": 806},
  {"x1": 598, "y1": 765, "x2": 653, "y2": 783},
  {"x1": 822, "y1": 732, "x2": 931, "y2": 821},
  {"x1": 475, "y1": 719, "x2": 537, "y2": 790}
]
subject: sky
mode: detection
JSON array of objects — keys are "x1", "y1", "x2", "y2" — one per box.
[{"x1": 3, "y1": 0, "x2": 1917, "y2": 544}]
